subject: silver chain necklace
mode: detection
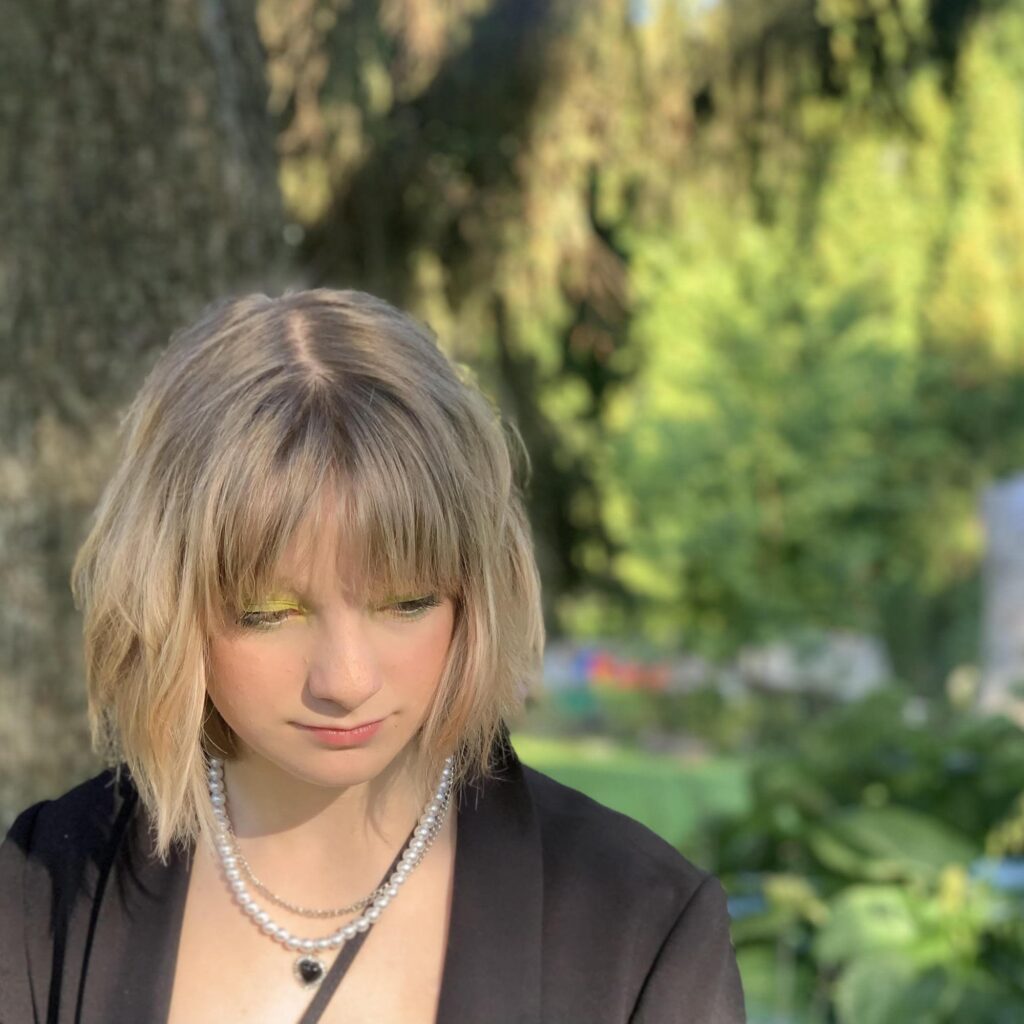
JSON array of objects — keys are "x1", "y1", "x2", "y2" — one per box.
[
  {"x1": 232, "y1": 843, "x2": 385, "y2": 918},
  {"x1": 206, "y1": 755, "x2": 454, "y2": 987}
]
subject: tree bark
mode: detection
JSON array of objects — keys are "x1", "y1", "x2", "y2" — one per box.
[{"x1": 0, "y1": 0, "x2": 289, "y2": 826}]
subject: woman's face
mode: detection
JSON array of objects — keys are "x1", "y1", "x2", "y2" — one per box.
[{"x1": 205, "y1": 511, "x2": 455, "y2": 791}]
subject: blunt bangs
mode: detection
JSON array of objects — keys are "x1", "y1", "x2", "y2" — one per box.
[{"x1": 195, "y1": 387, "x2": 467, "y2": 630}]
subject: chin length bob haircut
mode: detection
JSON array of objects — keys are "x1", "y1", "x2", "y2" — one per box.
[{"x1": 71, "y1": 288, "x2": 544, "y2": 862}]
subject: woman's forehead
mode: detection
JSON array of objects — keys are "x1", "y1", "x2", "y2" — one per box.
[
  {"x1": 270, "y1": 507, "x2": 366, "y2": 593},
  {"x1": 264, "y1": 500, "x2": 428, "y2": 598}
]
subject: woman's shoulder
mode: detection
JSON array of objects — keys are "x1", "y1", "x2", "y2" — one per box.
[
  {"x1": 1, "y1": 769, "x2": 155, "y2": 1024},
  {"x1": 518, "y1": 761, "x2": 714, "y2": 908},
  {"x1": 2, "y1": 765, "x2": 130, "y2": 868},
  {"x1": 512, "y1": 762, "x2": 745, "y2": 1022}
]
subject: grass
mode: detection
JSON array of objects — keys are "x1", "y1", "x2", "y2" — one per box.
[{"x1": 510, "y1": 731, "x2": 752, "y2": 852}]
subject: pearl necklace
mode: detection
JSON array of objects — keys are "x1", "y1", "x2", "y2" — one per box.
[{"x1": 206, "y1": 755, "x2": 454, "y2": 988}]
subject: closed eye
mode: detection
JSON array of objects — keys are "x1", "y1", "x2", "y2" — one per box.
[
  {"x1": 236, "y1": 603, "x2": 304, "y2": 630},
  {"x1": 234, "y1": 594, "x2": 441, "y2": 629},
  {"x1": 234, "y1": 606, "x2": 294, "y2": 630}
]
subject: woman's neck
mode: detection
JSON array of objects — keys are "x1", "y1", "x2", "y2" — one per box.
[{"x1": 211, "y1": 746, "x2": 427, "y2": 906}]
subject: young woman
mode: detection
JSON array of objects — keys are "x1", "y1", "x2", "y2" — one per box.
[{"x1": 0, "y1": 289, "x2": 745, "y2": 1023}]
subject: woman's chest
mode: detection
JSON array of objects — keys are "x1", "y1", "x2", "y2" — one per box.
[{"x1": 164, "y1": 840, "x2": 455, "y2": 1024}]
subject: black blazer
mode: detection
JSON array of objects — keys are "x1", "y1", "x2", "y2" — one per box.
[{"x1": 0, "y1": 741, "x2": 746, "y2": 1023}]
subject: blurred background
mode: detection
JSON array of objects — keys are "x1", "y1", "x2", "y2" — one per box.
[{"x1": 4, "y1": 0, "x2": 1024, "y2": 1019}]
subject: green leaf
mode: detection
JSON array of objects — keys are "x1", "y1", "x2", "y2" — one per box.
[
  {"x1": 809, "y1": 806, "x2": 977, "y2": 882},
  {"x1": 815, "y1": 885, "x2": 919, "y2": 964},
  {"x1": 834, "y1": 954, "x2": 923, "y2": 1024}
]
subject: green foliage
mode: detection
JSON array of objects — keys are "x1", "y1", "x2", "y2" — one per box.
[
  {"x1": 715, "y1": 690, "x2": 1024, "y2": 872},
  {"x1": 710, "y1": 689, "x2": 1024, "y2": 1022},
  {"x1": 813, "y1": 873, "x2": 1022, "y2": 1024},
  {"x1": 556, "y1": 2, "x2": 1024, "y2": 682},
  {"x1": 809, "y1": 807, "x2": 977, "y2": 883}
]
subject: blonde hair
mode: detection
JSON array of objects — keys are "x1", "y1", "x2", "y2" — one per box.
[{"x1": 71, "y1": 288, "x2": 544, "y2": 862}]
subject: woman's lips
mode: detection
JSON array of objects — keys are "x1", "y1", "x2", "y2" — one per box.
[{"x1": 294, "y1": 718, "x2": 385, "y2": 747}]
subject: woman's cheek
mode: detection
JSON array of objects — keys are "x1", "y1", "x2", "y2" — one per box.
[
  {"x1": 381, "y1": 605, "x2": 454, "y2": 690},
  {"x1": 208, "y1": 635, "x2": 301, "y2": 705}
]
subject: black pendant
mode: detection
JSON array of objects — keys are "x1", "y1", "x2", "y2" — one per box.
[{"x1": 295, "y1": 954, "x2": 325, "y2": 987}]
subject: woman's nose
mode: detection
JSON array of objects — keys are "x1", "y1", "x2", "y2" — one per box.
[{"x1": 304, "y1": 613, "x2": 383, "y2": 711}]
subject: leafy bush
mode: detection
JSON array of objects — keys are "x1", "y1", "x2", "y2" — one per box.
[{"x1": 713, "y1": 690, "x2": 1024, "y2": 1022}]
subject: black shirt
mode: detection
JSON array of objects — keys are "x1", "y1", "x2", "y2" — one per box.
[{"x1": 0, "y1": 741, "x2": 746, "y2": 1023}]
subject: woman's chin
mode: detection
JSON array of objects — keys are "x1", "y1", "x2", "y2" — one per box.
[{"x1": 254, "y1": 739, "x2": 415, "y2": 792}]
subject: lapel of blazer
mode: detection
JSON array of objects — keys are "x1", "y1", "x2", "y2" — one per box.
[
  {"x1": 75, "y1": 777, "x2": 192, "y2": 1024},
  {"x1": 435, "y1": 738, "x2": 544, "y2": 1024}
]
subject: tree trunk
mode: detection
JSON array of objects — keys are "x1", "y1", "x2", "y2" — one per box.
[{"x1": 0, "y1": 0, "x2": 288, "y2": 826}]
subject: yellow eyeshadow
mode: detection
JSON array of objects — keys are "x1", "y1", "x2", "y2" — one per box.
[
  {"x1": 238, "y1": 591, "x2": 435, "y2": 615},
  {"x1": 243, "y1": 595, "x2": 304, "y2": 613}
]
